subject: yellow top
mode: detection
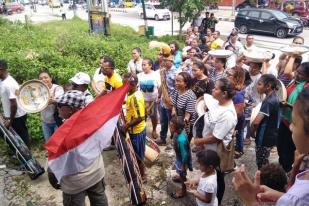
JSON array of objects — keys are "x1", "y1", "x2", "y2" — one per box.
[
  {"x1": 104, "y1": 72, "x2": 123, "y2": 91},
  {"x1": 210, "y1": 38, "x2": 224, "y2": 50},
  {"x1": 125, "y1": 91, "x2": 146, "y2": 134}
]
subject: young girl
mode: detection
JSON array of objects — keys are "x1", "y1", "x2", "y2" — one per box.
[
  {"x1": 187, "y1": 150, "x2": 220, "y2": 206},
  {"x1": 38, "y1": 70, "x2": 64, "y2": 141},
  {"x1": 251, "y1": 74, "x2": 280, "y2": 169},
  {"x1": 170, "y1": 116, "x2": 193, "y2": 199}
]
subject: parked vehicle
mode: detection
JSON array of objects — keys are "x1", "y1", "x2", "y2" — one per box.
[
  {"x1": 38, "y1": 0, "x2": 48, "y2": 5},
  {"x1": 235, "y1": 8, "x2": 303, "y2": 38},
  {"x1": 138, "y1": 3, "x2": 170, "y2": 21},
  {"x1": 5, "y1": 2, "x2": 25, "y2": 13},
  {"x1": 48, "y1": 0, "x2": 61, "y2": 8},
  {"x1": 235, "y1": 0, "x2": 270, "y2": 10},
  {"x1": 0, "y1": 3, "x2": 13, "y2": 14},
  {"x1": 280, "y1": 0, "x2": 309, "y2": 17}
]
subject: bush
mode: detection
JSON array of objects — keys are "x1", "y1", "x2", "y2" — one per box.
[{"x1": 0, "y1": 17, "x2": 183, "y2": 146}]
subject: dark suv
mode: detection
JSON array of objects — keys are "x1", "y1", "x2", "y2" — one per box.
[{"x1": 235, "y1": 8, "x2": 303, "y2": 38}]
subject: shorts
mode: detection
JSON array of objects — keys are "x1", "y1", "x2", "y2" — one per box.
[
  {"x1": 130, "y1": 129, "x2": 146, "y2": 161},
  {"x1": 145, "y1": 100, "x2": 158, "y2": 119}
]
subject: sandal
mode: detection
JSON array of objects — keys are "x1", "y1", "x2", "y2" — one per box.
[{"x1": 170, "y1": 192, "x2": 185, "y2": 199}]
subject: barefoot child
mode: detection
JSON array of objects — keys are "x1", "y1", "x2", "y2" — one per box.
[
  {"x1": 251, "y1": 74, "x2": 280, "y2": 169},
  {"x1": 187, "y1": 150, "x2": 220, "y2": 206},
  {"x1": 170, "y1": 116, "x2": 193, "y2": 198}
]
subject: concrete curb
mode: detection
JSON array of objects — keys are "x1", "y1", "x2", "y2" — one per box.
[{"x1": 109, "y1": 8, "x2": 128, "y2": 13}]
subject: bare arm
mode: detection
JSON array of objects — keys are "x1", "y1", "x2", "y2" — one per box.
[
  {"x1": 250, "y1": 113, "x2": 265, "y2": 137},
  {"x1": 284, "y1": 56, "x2": 295, "y2": 79}
]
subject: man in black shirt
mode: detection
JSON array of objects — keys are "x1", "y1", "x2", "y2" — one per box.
[{"x1": 199, "y1": 12, "x2": 210, "y2": 38}]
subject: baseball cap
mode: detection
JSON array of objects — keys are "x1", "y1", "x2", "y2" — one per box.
[
  {"x1": 69, "y1": 72, "x2": 91, "y2": 85},
  {"x1": 55, "y1": 90, "x2": 86, "y2": 108}
]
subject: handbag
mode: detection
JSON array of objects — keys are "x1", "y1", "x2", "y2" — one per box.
[{"x1": 217, "y1": 131, "x2": 236, "y2": 173}]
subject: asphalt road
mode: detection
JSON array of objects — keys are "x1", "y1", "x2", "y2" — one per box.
[{"x1": 3, "y1": 5, "x2": 309, "y2": 56}]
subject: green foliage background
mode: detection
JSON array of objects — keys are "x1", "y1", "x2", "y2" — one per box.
[{"x1": 0, "y1": 17, "x2": 179, "y2": 146}]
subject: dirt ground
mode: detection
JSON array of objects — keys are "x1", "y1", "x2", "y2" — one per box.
[{"x1": 0, "y1": 122, "x2": 279, "y2": 206}]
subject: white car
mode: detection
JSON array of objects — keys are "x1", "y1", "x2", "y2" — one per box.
[{"x1": 138, "y1": 3, "x2": 171, "y2": 21}]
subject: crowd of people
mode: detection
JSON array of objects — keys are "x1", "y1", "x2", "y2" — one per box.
[{"x1": 0, "y1": 10, "x2": 309, "y2": 206}]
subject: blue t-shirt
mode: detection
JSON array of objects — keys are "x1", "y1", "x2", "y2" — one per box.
[{"x1": 255, "y1": 92, "x2": 280, "y2": 147}]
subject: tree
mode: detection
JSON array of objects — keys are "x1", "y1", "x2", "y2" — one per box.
[{"x1": 161, "y1": 0, "x2": 219, "y2": 35}]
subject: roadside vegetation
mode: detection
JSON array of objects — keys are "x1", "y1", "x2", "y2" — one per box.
[{"x1": 0, "y1": 17, "x2": 180, "y2": 146}]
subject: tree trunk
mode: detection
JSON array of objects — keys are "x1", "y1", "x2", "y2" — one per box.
[{"x1": 178, "y1": 11, "x2": 182, "y2": 36}]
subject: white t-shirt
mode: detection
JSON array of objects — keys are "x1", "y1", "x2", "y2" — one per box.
[
  {"x1": 84, "y1": 90, "x2": 94, "y2": 105},
  {"x1": 196, "y1": 172, "x2": 218, "y2": 206},
  {"x1": 127, "y1": 59, "x2": 143, "y2": 74},
  {"x1": 202, "y1": 99, "x2": 237, "y2": 151},
  {"x1": 137, "y1": 70, "x2": 161, "y2": 101},
  {"x1": 93, "y1": 67, "x2": 104, "y2": 83},
  {"x1": 0, "y1": 75, "x2": 26, "y2": 118}
]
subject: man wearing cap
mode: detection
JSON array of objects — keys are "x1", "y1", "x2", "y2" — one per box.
[
  {"x1": 0, "y1": 60, "x2": 30, "y2": 147},
  {"x1": 156, "y1": 55, "x2": 176, "y2": 147},
  {"x1": 48, "y1": 90, "x2": 108, "y2": 206},
  {"x1": 70, "y1": 72, "x2": 94, "y2": 105},
  {"x1": 100, "y1": 56, "x2": 123, "y2": 95}
]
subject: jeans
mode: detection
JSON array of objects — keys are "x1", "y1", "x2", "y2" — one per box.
[
  {"x1": 159, "y1": 105, "x2": 171, "y2": 141},
  {"x1": 235, "y1": 127, "x2": 244, "y2": 153},
  {"x1": 63, "y1": 178, "x2": 108, "y2": 206},
  {"x1": 42, "y1": 122, "x2": 58, "y2": 141}
]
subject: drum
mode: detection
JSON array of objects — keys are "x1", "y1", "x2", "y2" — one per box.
[
  {"x1": 195, "y1": 96, "x2": 206, "y2": 117},
  {"x1": 145, "y1": 136, "x2": 160, "y2": 162},
  {"x1": 250, "y1": 103, "x2": 262, "y2": 126},
  {"x1": 17, "y1": 80, "x2": 50, "y2": 113},
  {"x1": 277, "y1": 80, "x2": 287, "y2": 102}
]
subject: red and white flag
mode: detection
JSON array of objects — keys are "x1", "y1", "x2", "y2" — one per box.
[{"x1": 45, "y1": 84, "x2": 128, "y2": 181}]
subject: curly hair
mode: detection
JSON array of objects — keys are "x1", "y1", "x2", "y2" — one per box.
[{"x1": 260, "y1": 163, "x2": 287, "y2": 192}]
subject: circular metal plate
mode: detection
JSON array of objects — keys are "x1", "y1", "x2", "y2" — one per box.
[
  {"x1": 18, "y1": 80, "x2": 50, "y2": 113},
  {"x1": 208, "y1": 49, "x2": 234, "y2": 58}
]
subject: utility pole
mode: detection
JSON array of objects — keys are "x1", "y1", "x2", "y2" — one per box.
[{"x1": 141, "y1": 0, "x2": 148, "y2": 36}]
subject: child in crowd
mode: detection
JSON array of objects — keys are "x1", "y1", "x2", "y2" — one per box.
[
  {"x1": 123, "y1": 73, "x2": 147, "y2": 182},
  {"x1": 170, "y1": 116, "x2": 193, "y2": 198},
  {"x1": 233, "y1": 87, "x2": 309, "y2": 206},
  {"x1": 187, "y1": 150, "x2": 219, "y2": 206},
  {"x1": 251, "y1": 74, "x2": 280, "y2": 169},
  {"x1": 260, "y1": 163, "x2": 288, "y2": 192}
]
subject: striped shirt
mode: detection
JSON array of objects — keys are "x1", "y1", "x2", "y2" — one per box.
[
  {"x1": 209, "y1": 67, "x2": 227, "y2": 83},
  {"x1": 170, "y1": 89, "x2": 198, "y2": 124}
]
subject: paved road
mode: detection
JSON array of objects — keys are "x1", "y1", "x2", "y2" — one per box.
[{"x1": 3, "y1": 4, "x2": 309, "y2": 64}]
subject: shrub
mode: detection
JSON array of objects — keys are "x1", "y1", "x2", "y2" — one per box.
[{"x1": 0, "y1": 17, "x2": 182, "y2": 146}]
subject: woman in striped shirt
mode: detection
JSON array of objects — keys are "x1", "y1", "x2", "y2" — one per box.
[{"x1": 171, "y1": 72, "x2": 198, "y2": 142}]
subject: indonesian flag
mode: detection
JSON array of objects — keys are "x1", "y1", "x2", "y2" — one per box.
[{"x1": 45, "y1": 84, "x2": 129, "y2": 182}]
